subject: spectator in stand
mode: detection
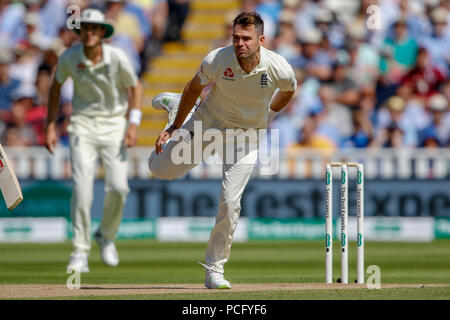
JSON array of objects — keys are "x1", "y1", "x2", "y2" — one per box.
[
  {"x1": 289, "y1": 113, "x2": 336, "y2": 150},
  {"x1": 164, "y1": 0, "x2": 190, "y2": 43},
  {"x1": 254, "y1": 0, "x2": 281, "y2": 46},
  {"x1": 2, "y1": 96, "x2": 38, "y2": 146},
  {"x1": 373, "y1": 95, "x2": 419, "y2": 147},
  {"x1": 35, "y1": 66, "x2": 51, "y2": 107},
  {"x1": 358, "y1": 84, "x2": 378, "y2": 125},
  {"x1": 9, "y1": 40, "x2": 40, "y2": 90},
  {"x1": 0, "y1": 1, "x2": 30, "y2": 48},
  {"x1": 395, "y1": 80, "x2": 431, "y2": 133},
  {"x1": 147, "y1": 0, "x2": 169, "y2": 56},
  {"x1": 314, "y1": 84, "x2": 353, "y2": 147},
  {"x1": 298, "y1": 28, "x2": 332, "y2": 81},
  {"x1": 420, "y1": 93, "x2": 450, "y2": 147},
  {"x1": 293, "y1": 0, "x2": 320, "y2": 38},
  {"x1": 0, "y1": 49, "x2": 21, "y2": 117},
  {"x1": 379, "y1": 17, "x2": 418, "y2": 84},
  {"x1": 399, "y1": 0, "x2": 429, "y2": 39},
  {"x1": 255, "y1": 0, "x2": 280, "y2": 24},
  {"x1": 273, "y1": 10, "x2": 298, "y2": 62},
  {"x1": 401, "y1": 47, "x2": 446, "y2": 104},
  {"x1": 57, "y1": 26, "x2": 78, "y2": 52},
  {"x1": 106, "y1": 0, "x2": 154, "y2": 75},
  {"x1": 10, "y1": 0, "x2": 66, "y2": 46},
  {"x1": 314, "y1": 7, "x2": 346, "y2": 49},
  {"x1": 327, "y1": 51, "x2": 360, "y2": 109},
  {"x1": 21, "y1": 12, "x2": 44, "y2": 45},
  {"x1": 377, "y1": 0, "x2": 432, "y2": 44},
  {"x1": 375, "y1": 72, "x2": 399, "y2": 112},
  {"x1": 313, "y1": 7, "x2": 332, "y2": 35},
  {"x1": 346, "y1": 20, "x2": 380, "y2": 88},
  {"x1": 286, "y1": 112, "x2": 336, "y2": 178},
  {"x1": 419, "y1": 6, "x2": 450, "y2": 76},
  {"x1": 443, "y1": 79, "x2": 450, "y2": 102},
  {"x1": 39, "y1": 39, "x2": 66, "y2": 72},
  {"x1": 127, "y1": 0, "x2": 157, "y2": 74},
  {"x1": 342, "y1": 108, "x2": 374, "y2": 148},
  {"x1": 382, "y1": 123, "x2": 405, "y2": 148},
  {"x1": 38, "y1": 0, "x2": 67, "y2": 39},
  {"x1": 5, "y1": 126, "x2": 36, "y2": 146},
  {"x1": 0, "y1": 0, "x2": 13, "y2": 45},
  {"x1": 10, "y1": 84, "x2": 46, "y2": 145},
  {"x1": 105, "y1": 0, "x2": 143, "y2": 74}
]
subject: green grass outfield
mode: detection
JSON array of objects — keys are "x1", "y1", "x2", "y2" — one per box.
[{"x1": 0, "y1": 240, "x2": 450, "y2": 299}]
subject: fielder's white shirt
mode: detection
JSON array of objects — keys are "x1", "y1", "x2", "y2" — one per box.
[
  {"x1": 55, "y1": 43, "x2": 138, "y2": 118},
  {"x1": 197, "y1": 45, "x2": 297, "y2": 129}
]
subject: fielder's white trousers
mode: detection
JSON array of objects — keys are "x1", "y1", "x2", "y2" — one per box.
[
  {"x1": 148, "y1": 109, "x2": 258, "y2": 274},
  {"x1": 68, "y1": 115, "x2": 130, "y2": 255}
]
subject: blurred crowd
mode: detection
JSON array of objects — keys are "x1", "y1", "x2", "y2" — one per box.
[
  {"x1": 0, "y1": 0, "x2": 191, "y2": 147},
  {"x1": 1, "y1": 0, "x2": 449, "y2": 152},
  {"x1": 239, "y1": 0, "x2": 450, "y2": 153}
]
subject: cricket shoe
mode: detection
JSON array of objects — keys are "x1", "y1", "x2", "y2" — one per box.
[
  {"x1": 95, "y1": 230, "x2": 119, "y2": 267},
  {"x1": 66, "y1": 251, "x2": 89, "y2": 273},
  {"x1": 151, "y1": 92, "x2": 201, "y2": 128},
  {"x1": 198, "y1": 262, "x2": 232, "y2": 289}
]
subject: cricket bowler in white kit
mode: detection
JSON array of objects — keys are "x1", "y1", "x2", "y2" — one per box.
[
  {"x1": 149, "y1": 12, "x2": 297, "y2": 289},
  {"x1": 45, "y1": 9, "x2": 142, "y2": 272}
]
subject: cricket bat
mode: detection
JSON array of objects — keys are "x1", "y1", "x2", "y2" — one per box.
[{"x1": 0, "y1": 144, "x2": 23, "y2": 210}]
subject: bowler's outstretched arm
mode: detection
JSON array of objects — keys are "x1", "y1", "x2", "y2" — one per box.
[{"x1": 154, "y1": 74, "x2": 206, "y2": 154}]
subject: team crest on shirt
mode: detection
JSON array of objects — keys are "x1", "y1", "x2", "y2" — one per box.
[
  {"x1": 222, "y1": 68, "x2": 235, "y2": 81},
  {"x1": 260, "y1": 73, "x2": 268, "y2": 88}
]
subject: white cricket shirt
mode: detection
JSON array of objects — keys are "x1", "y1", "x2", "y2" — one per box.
[
  {"x1": 197, "y1": 45, "x2": 297, "y2": 129},
  {"x1": 54, "y1": 43, "x2": 138, "y2": 117}
]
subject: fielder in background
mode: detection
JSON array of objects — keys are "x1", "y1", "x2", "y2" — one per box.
[
  {"x1": 45, "y1": 9, "x2": 142, "y2": 273},
  {"x1": 149, "y1": 12, "x2": 297, "y2": 289}
]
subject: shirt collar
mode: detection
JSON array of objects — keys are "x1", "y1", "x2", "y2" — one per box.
[
  {"x1": 80, "y1": 43, "x2": 111, "y2": 69},
  {"x1": 255, "y1": 46, "x2": 270, "y2": 72},
  {"x1": 232, "y1": 46, "x2": 269, "y2": 75}
]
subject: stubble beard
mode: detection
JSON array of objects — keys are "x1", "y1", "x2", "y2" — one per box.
[{"x1": 236, "y1": 47, "x2": 258, "y2": 63}]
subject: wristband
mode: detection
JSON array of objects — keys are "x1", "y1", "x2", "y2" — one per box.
[
  {"x1": 268, "y1": 107, "x2": 280, "y2": 122},
  {"x1": 129, "y1": 109, "x2": 142, "y2": 125}
]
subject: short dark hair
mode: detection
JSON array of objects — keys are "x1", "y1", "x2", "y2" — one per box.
[{"x1": 233, "y1": 12, "x2": 264, "y2": 35}]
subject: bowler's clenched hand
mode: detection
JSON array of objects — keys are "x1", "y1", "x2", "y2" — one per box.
[{"x1": 155, "y1": 127, "x2": 175, "y2": 154}]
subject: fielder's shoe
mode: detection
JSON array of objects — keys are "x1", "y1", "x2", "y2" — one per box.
[
  {"x1": 151, "y1": 92, "x2": 201, "y2": 128},
  {"x1": 66, "y1": 251, "x2": 89, "y2": 273},
  {"x1": 199, "y1": 262, "x2": 232, "y2": 289},
  {"x1": 95, "y1": 230, "x2": 119, "y2": 267}
]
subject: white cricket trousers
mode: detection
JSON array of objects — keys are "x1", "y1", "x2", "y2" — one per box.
[
  {"x1": 68, "y1": 115, "x2": 130, "y2": 255},
  {"x1": 148, "y1": 110, "x2": 258, "y2": 274}
]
